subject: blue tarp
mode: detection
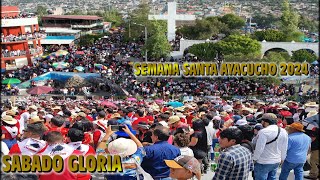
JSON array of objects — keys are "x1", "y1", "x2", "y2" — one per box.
[{"x1": 17, "y1": 72, "x2": 100, "y2": 89}]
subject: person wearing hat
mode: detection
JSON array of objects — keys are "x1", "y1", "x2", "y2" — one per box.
[
  {"x1": 253, "y1": 113, "x2": 289, "y2": 180},
  {"x1": 96, "y1": 125, "x2": 146, "y2": 180},
  {"x1": 136, "y1": 121, "x2": 152, "y2": 145},
  {"x1": 93, "y1": 120, "x2": 108, "y2": 148},
  {"x1": 168, "y1": 115, "x2": 189, "y2": 135},
  {"x1": 1, "y1": 115, "x2": 20, "y2": 149},
  {"x1": 279, "y1": 122, "x2": 311, "y2": 180},
  {"x1": 9, "y1": 123, "x2": 47, "y2": 155},
  {"x1": 165, "y1": 155, "x2": 201, "y2": 180}
]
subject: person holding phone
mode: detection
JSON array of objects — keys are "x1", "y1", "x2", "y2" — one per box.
[{"x1": 96, "y1": 125, "x2": 146, "y2": 180}]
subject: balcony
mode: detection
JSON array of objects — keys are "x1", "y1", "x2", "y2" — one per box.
[
  {"x1": 1, "y1": 48, "x2": 43, "y2": 60},
  {"x1": 1, "y1": 34, "x2": 46, "y2": 44},
  {"x1": 1, "y1": 17, "x2": 39, "y2": 27},
  {"x1": 71, "y1": 22, "x2": 103, "y2": 29}
]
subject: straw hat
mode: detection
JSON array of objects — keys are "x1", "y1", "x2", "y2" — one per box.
[
  {"x1": 52, "y1": 106, "x2": 61, "y2": 110},
  {"x1": 307, "y1": 110, "x2": 318, "y2": 118},
  {"x1": 111, "y1": 113, "x2": 122, "y2": 119},
  {"x1": 77, "y1": 112, "x2": 86, "y2": 117},
  {"x1": 287, "y1": 122, "x2": 305, "y2": 132},
  {"x1": 220, "y1": 111, "x2": 228, "y2": 117},
  {"x1": 29, "y1": 116, "x2": 44, "y2": 124},
  {"x1": 108, "y1": 138, "x2": 137, "y2": 157},
  {"x1": 241, "y1": 107, "x2": 253, "y2": 114},
  {"x1": 168, "y1": 116, "x2": 181, "y2": 125},
  {"x1": 29, "y1": 105, "x2": 38, "y2": 111},
  {"x1": 6, "y1": 110, "x2": 16, "y2": 116},
  {"x1": 2, "y1": 115, "x2": 17, "y2": 125},
  {"x1": 305, "y1": 102, "x2": 318, "y2": 107}
]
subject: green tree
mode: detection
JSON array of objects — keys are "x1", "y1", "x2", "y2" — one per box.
[
  {"x1": 177, "y1": 17, "x2": 229, "y2": 40},
  {"x1": 103, "y1": 10, "x2": 124, "y2": 28},
  {"x1": 291, "y1": 49, "x2": 317, "y2": 63},
  {"x1": 280, "y1": 0, "x2": 303, "y2": 41},
  {"x1": 252, "y1": 29, "x2": 285, "y2": 42},
  {"x1": 188, "y1": 43, "x2": 218, "y2": 61},
  {"x1": 218, "y1": 14, "x2": 246, "y2": 30},
  {"x1": 298, "y1": 15, "x2": 319, "y2": 33},
  {"x1": 78, "y1": 34, "x2": 105, "y2": 46},
  {"x1": 252, "y1": 14, "x2": 280, "y2": 29},
  {"x1": 36, "y1": 5, "x2": 48, "y2": 26},
  {"x1": 144, "y1": 21, "x2": 171, "y2": 59},
  {"x1": 224, "y1": 53, "x2": 261, "y2": 62},
  {"x1": 215, "y1": 35, "x2": 261, "y2": 55},
  {"x1": 262, "y1": 52, "x2": 288, "y2": 64}
]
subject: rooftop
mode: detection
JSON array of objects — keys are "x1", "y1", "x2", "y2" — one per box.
[
  {"x1": 1, "y1": 6, "x2": 20, "y2": 13},
  {"x1": 42, "y1": 15, "x2": 103, "y2": 20}
]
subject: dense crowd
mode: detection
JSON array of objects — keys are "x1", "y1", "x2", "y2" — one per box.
[{"x1": 1, "y1": 96, "x2": 319, "y2": 180}]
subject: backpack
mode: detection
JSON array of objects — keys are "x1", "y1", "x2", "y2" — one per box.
[{"x1": 241, "y1": 141, "x2": 254, "y2": 153}]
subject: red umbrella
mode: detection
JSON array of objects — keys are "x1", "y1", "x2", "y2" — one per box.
[
  {"x1": 27, "y1": 86, "x2": 54, "y2": 95},
  {"x1": 76, "y1": 51, "x2": 85, "y2": 55},
  {"x1": 100, "y1": 101, "x2": 117, "y2": 108}
]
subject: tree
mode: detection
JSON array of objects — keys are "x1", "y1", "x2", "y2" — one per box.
[
  {"x1": 188, "y1": 43, "x2": 218, "y2": 61},
  {"x1": 177, "y1": 17, "x2": 228, "y2": 40},
  {"x1": 291, "y1": 50, "x2": 317, "y2": 63},
  {"x1": 36, "y1": 5, "x2": 48, "y2": 26},
  {"x1": 224, "y1": 53, "x2": 261, "y2": 62},
  {"x1": 144, "y1": 21, "x2": 171, "y2": 59},
  {"x1": 252, "y1": 14, "x2": 280, "y2": 29},
  {"x1": 103, "y1": 10, "x2": 124, "y2": 28},
  {"x1": 65, "y1": 9, "x2": 84, "y2": 15},
  {"x1": 215, "y1": 35, "x2": 261, "y2": 55},
  {"x1": 262, "y1": 52, "x2": 289, "y2": 64},
  {"x1": 218, "y1": 14, "x2": 246, "y2": 30},
  {"x1": 280, "y1": 0, "x2": 303, "y2": 41},
  {"x1": 252, "y1": 29, "x2": 285, "y2": 42},
  {"x1": 298, "y1": 15, "x2": 319, "y2": 33}
]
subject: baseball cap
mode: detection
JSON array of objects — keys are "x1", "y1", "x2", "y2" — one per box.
[
  {"x1": 165, "y1": 155, "x2": 201, "y2": 180},
  {"x1": 258, "y1": 113, "x2": 277, "y2": 124}
]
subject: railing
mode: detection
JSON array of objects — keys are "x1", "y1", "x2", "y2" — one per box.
[
  {"x1": 1, "y1": 17, "x2": 39, "y2": 27},
  {"x1": 1, "y1": 34, "x2": 47, "y2": 43},
  {"x1": 1, "y1": 48, "x2": 42, "y2": 58}
]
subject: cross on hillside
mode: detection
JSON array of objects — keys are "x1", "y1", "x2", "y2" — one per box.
[{"x1": 148, "y1": 0, "x2": 196, "y2": 41}]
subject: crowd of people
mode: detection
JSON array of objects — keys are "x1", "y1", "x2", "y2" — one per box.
[
  {"x1": 2, "y1": 13, "x2": 37, "y2": 19},
  {"x1": 1, "y1": 31, "x2": 47, "y2": 43},
  {"x1": 1, "y1": 96, "x2": 319, "y2": 180}
]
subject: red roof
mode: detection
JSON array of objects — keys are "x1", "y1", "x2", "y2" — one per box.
[
  {"x1": 42, "y1": 15, "x2": 102, "y2": 20},
  {"x1": 1, "y1": 6, "x2": 20, "y2": 13}
]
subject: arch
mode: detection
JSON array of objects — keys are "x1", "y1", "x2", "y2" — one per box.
[{"x1": 263, "y1": 48, "x2": 290, "y2": 57}]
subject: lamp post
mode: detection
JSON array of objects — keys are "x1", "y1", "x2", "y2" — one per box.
[{"x1": 133, "y1": 23, "x2": 147, "y2": 62}]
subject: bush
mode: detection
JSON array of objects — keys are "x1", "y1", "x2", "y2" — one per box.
[
  {"x1": 188, "y1": 43, "x2": 218, "y2": 61},
  {"x1": 291, "y1": 49, "x2": 318, "y2": 63},
  {"x1": 252, "y1": 30, "x2": 285, "y2": 42}
]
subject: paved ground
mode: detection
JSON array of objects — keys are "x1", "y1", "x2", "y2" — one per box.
[{"x1": 91, "y1": 169, "x2": 312, "y2": 180}]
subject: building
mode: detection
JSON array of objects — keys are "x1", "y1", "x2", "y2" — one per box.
[
  {"x1": 41, "y1": 15, "x2": 104, "y2": 34},
  {"x1": 1, "y1": 6, "x2": 45, "y2": 70}
]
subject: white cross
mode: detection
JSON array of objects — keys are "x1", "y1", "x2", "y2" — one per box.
[{"x1": 148, "y1": 0, "x2": 196, "y2": 41}]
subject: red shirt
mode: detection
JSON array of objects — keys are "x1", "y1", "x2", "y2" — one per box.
[
  {"x1": 1, "y1": 122, "x2": 20, "y2": 139},
  {"x1": 82, "y1": 132, "x2": 92, "y2": 145},
  {"x1": 186, "y1": 115, "x2": 194, "y2": 126},
  {"x1": 132, "y1": 117, "x2": 149, "y2": 126},
  {"x1": 86, "y1": 115, "x2": 94, "y2": 122},
  {"x1": 9, "y1": 143, "x2": 47, "y2": 155}
]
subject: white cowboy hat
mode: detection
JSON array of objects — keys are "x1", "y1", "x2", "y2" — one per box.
[
  {"x1": 2, "y1": 115, "x2": 17, "y2": 125},
  {"x1": 307, "y1": 110, "x2": 318, "y2": 118},
  {"x1": 108, "y1": 138, "x2": 137, "y2": 157}
]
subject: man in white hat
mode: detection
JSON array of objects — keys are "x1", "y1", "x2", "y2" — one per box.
[
  {"x1": 2, "y1": 115, "x2": 20, "y2": 149},
  {"x1": 168, "y1": 115, "x2": 189, "y2": 134}
]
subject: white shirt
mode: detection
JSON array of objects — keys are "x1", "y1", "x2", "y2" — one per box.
[
  {"x1": 180, "y1": 147, "x2": 194, "y2": 157},
  {"x1": 205, "y1": 121, "x2": 216, "y2": 146},
  {"x1": 19, "y1": 111, "x2": 30, "y2": 133},
  {"x1": 253, "y1": 125, "x2": 288, "y2": 164}
]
